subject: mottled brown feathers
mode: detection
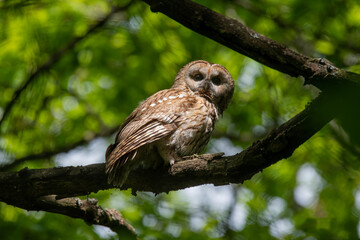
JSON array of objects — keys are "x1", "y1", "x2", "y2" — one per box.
[{"x1": 106, "y1": 60, "x2": 234, "y2": 187}]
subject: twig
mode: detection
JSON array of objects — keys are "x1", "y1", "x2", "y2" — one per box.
[
  {"x1": 33, "y1": 195, "x2": 138, "y2": 239},
  {"x1": 0, "y1": 1, "x2": 134, "y2": 128}
]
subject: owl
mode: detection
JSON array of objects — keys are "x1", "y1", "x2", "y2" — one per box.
[{"x1": 105, "y1": 60, "x2": 234, "y2": 187}]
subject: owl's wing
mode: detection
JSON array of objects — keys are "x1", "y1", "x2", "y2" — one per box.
[{"x1": 105, "y1": 89, "x2": 191, "y2": 174}]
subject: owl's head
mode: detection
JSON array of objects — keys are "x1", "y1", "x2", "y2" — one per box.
[{"x1": 172, "y1": 60, "x2": 234, "y2": 114}]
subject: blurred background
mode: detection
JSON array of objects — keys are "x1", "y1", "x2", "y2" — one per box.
[{"x1": 1, "y1": 0, "x2": 360, "y2": 239}]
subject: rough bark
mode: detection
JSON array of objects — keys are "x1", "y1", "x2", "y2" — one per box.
[{"x1": 33, "y1": 196, "x2": 138, "y2": 239}]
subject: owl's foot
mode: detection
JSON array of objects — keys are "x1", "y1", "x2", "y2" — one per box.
[
  {"x1": 169, "y1": 155, "x2": 184, "y2": 165},
  {"x1": 169, "y1": 156, "x2": 193, "y2": 165},
  {"x1": 158, "y1": 149, "x2": 183, "y2": 166}
]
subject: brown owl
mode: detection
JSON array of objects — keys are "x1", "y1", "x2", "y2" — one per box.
[{"x1": 105, "y1": 60, "x2": 234, "y2": 187}]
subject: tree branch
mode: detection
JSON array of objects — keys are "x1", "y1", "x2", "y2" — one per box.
[
  {"x1": 0, "y1": 92, "x2": 338, "y2": 203},
  {"x1": 0, "y1": 1, "x2": 134, "y2": 128},
  {"x1": 141, "y1": 0, "x2": 360, "y2": 91},
  {"x1": 32, "y1": 195, "x2": 138, "y2": 239}
]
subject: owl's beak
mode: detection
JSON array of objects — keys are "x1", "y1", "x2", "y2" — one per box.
[
  {"x1": 198, "y1": 78, "x2": 212, "y2": 101},
  {"x1": 204, "y1": 78, "x2": 210, "y2": 91}
]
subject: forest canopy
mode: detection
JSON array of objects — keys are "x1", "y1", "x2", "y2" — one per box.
[{"x1": 1, "y1": 0, "x2": 360, "y2": 239}]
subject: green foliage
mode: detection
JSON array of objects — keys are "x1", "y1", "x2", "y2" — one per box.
[{"x1": 1, "y1": 0, "x2": 360, "y2": 239}]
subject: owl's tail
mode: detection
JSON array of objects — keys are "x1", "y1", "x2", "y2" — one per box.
[
  {"x1": 105, "y1": 144, "x2": 137, "y2": 187},
  {"x1": 106, "y1": 164, "x2": 131, "y2": 187}
]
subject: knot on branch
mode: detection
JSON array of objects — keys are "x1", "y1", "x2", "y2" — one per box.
[
  {"x1": 310, "y1": 58, "x2": 339, "y2": 76},
  {"x1": 304, "y1": 58, "x2": 343, "y2": 89}
]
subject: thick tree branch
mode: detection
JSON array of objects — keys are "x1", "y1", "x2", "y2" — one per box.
[
  {"x1": 0, "y1": 92, "x2": 338, "y2": 203},
  {"x1": 33, "y1": 195, "x2": 138, "y2": 239},
  {"x1": 0, "y1": 1, "x2": 134, "y2": 128},
  {"x1": 141, "y1": 0, "x2": 360, "y2": 91}
]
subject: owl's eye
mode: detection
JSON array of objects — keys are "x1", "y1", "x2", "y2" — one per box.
[
  {"x1": 211, "y1": 76, "x2": 222, "y2": 86},
  {"x1": 193, "y1": 73, "x2": 204, "y2": 81}
]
